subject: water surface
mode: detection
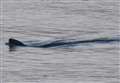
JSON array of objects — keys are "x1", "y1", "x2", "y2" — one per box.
[{"x1": 0, "y1": 0, "x2": 119, "y2": 83}]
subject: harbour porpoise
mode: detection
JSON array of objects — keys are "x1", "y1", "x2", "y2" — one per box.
[{"x1": 6, "y1": 37, "x2": 120, "y2": 51}]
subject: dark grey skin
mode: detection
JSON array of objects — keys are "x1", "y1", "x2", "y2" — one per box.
[{"x1": 6, "y1": 37, "x2": 120, "y2": 51}]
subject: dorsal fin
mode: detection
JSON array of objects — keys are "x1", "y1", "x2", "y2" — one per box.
[{"x1": 9, "y1": 38, "x2": 25, "y2": 46}]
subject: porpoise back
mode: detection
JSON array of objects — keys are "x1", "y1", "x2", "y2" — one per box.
[{"x1": 7, "y1": 38, "x2": 26, "y2": 47}]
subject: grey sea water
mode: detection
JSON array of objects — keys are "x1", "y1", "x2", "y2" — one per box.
[{"x1": 0, "y1": 0, "x2": 120, "y2": 83}]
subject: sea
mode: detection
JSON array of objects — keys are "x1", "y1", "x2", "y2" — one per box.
[{"x1": 0, "y1": 0, "x2": 119, "y2": 83}]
